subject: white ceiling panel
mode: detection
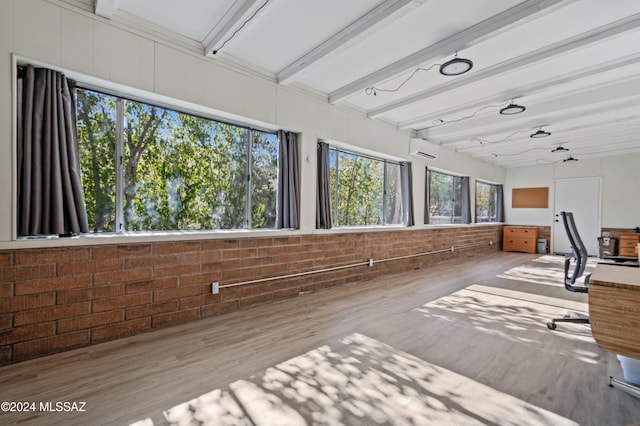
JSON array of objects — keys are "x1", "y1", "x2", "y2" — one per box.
[
  {"x1": 293, "y1": 0, "x2": 523, "y2": 92},
  {"x1": 92, "y1": 0, "x2": 640, "y2": 168},
  {"x1": 220, "y1": 0, "x2": 379, "y2": 74},
  {"x1": 116, "y1": 0, "x2": 231, "y2": 41}
]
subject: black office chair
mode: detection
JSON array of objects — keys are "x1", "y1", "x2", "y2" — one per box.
[{"x1": 547, "y1": 211, "x2": 591, "y2": 330}]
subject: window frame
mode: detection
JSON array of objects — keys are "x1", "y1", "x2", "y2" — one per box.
[
  {"x1": 9, "y1": 57, "x2": 299, "y2": 247},
  {"x1": 426, "y1": 168, "x2": 466, "y2": 225},
  {"x1": 475, "y1": 180, "x2": 501, "y2": 223},
  {"x1": 74, "y1": 84, "x2": 280, "y2": 234},
  {"x1": 327, "y1": 145, "x2": 405, "y2": 228}
]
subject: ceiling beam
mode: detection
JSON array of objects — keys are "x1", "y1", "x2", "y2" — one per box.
[
  {"x1": 203, "y1": 0, "x2": 265, "y2": 57},
  {"x1": 492, "y1": 142, "x2": 640, "y2": 168},
  {"x1": 397, "y1": 52, "x2": 640, "y2": 130},
  {"x1": 422, "y1": 73, "x2": 640, "y2": 142},
  {"x1": 328, "y1": 0, "x2": 574, "y2": 104},
  {"x1": 369, "y1": 12, "x2": 640, "y2": 119},
  {"x1": 277, "y1": 0, "x2": 415, "y2": 84},
  {"x1": 453, "y1": 108, "x2": 640, "y2": 154},
  {"x1": 472, "y1": 124, "x2": 640, "y2": 159},
  {"x1": 94, "y1": 0, "x2": 119, "y2": 19}
]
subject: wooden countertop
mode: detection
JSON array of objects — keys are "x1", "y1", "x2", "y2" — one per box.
[{"x1": 590, "y1": 264, "x2": 640, "y2": 290}]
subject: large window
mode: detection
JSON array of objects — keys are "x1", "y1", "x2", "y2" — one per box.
[
  {"x1": 328, "y1": 147, "x2": 403, "y2": 227},
  {"x1": 476, "y1": 181, "x2": 501, "y2": 223},
  {"x1": 76, "y1": 88, "x2": 278, "y2": 232},
  {"x1": 426, "y1": 169, "x2": 468, "y2": 224}
]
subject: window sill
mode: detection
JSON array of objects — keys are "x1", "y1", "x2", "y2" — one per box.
[
  {"x1": 0, "y1": 223, "x2": 505, "y2": 250},
  {"x1": 0, "y1": 228, "x2": 299, "y2": 250},
  {"x1": 422, "y1": 222, "x2": 504, "y2": 229}
]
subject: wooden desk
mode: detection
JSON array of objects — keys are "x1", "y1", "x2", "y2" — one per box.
[
  {"x1": 589, "y1": 264, "x2": 640, "y2": 359},
  {"x1": 589, "y1": 264, "x2": 640, "y2": 397}
]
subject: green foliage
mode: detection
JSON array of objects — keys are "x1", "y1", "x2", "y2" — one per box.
[
  {"x1": 428, "y1": 170, "x2": 462, "y2": 224},
  {"x1": 476, "y1": 182, "x2": 497, "y2": 222},
  {"x1": 75, "y1": 88, "x2": 278, "y2": 232},
  {"x1": 251, "y1": 131, "x2": 278, "y2": 228},
  {"x1": 329, "y1": 150, "x2": 401, "y2": 227},
  {"x1": 76, "y1": 90, "x2": 116, "y2": 232}
]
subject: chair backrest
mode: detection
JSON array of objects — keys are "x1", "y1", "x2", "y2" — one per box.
[{"x1": 561, "y1": 211, "x2": 589, "y2": 288}]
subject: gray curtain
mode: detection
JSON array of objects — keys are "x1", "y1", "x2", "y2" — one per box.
[
  {"x1": 461, "y1": 176, "x2": 471, "y2": 224},
  {"x1": 424, "y1": 167, "x2": 430, "y2": 224},
  {"x1": 18, "y1": 65, "x2": 89, "y2": 236},
  {"x1": 316, "y1": 141, "x2": 332, "y2": 229},
  {"x1": 277, "y1": 130, "x2": 300, "y2": 229},
  {"x1": 496, "y1": 184, "x2": 505, "y2": 222},
  {"x1": 400, "y1": 162, "x2": 414, "y2": 226}
]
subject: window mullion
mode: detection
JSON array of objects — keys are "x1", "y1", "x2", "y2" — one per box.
[{"x1": 114, "y1": 99, "x2": 125, "y2": 232}]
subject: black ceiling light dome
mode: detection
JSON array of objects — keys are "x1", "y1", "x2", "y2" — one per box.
[
  {"x1": 530, "y1": 129, "x2": 551, "y2": 138},
  {"x1": 439, "y1": 53, "x2": 473, "y2": 76},
  {"x1": 499, "y1": 102, "x2": 526, "y2": 115},
  {"x1": 552, "y1": 145, "x2": 569, "y2": 153},
  {"x1": 563, "y1": 155, "x2": 578, "y2": 162}
]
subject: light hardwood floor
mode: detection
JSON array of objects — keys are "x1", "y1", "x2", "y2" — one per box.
[{"x1": 1, "y1": 251, "x2": 639, "y2": 425}]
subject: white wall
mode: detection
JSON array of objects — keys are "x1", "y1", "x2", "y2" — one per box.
[
  {"x1": 505, "y1": 154, "x2": 640, "y2": 229},
  {"x1": 1, "y1": 0, "x2": 506, "y2": 248}
]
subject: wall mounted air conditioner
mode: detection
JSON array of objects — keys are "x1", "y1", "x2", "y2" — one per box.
[{"x1": 409, "y1": 138, "x2": 440, "y2": 160}]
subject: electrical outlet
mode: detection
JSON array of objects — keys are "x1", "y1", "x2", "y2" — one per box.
[{"x1": 211, "y1": 282, "x2": 219, "y2": 294}]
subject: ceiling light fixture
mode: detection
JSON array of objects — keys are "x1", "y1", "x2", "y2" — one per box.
[
  {"x1": 432, "y1": 100, "x2": 517, "y2": 126},
  {"x1": 552, "y1": 145, "x2": 569, "y2": 153},
  {"x1": 563, "y1": 155, "x2": 578, "y2": 162},
  {"x1": 366, "y1": 51, "x2": 473, "y2": 96},
  {"x1": 530, "y1": 129, "x2": 551, "y2": 138},
  {"x1": 499, "y1": 102, "x2": 526, "y2": 115},
  {"x1": 439, "y1": 52, "x2": 473, "y2": 76}
]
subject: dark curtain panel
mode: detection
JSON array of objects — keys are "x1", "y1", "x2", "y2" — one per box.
[
  {"x1": 424, "y1": 167, "x2": 430, "y2": 224},
  {"x1": 316, "y1": 141, "x2": 332, "y2": 229},
  {"x1": 461, "y1": 176, "x2": 471, "y2": 224},
  {"x1": 18, "y1": 65, "x2": 89, "y2": 236},
  {"x1": 496, "y1": 184, "x2": 505, "y2": 222},
  {"x1": 400, "y1": 162, "x2": 414, "y2": 226},
  {"x1": 277, "y1": 130, "x2": 300, "y2": 229}
]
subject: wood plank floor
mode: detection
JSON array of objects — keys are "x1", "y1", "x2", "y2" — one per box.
[{"x1": 1, "y1": 251, "x2": 639, "y2": 425}]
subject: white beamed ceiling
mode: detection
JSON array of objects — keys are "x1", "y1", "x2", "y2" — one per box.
[{"x1": 93, "y1": 0, "x2": 640, "y2": 168}]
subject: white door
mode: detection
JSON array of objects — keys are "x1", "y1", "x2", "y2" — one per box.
[{"x1": 552, "y1": 178, "x2": 601, "y2": 256}]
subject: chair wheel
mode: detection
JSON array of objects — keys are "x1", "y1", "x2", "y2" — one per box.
[{"x1": 547, "y1": 322, "x2": 556, "y2": 330}]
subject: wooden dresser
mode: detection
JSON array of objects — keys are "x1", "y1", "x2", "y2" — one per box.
[
  {"x1": 618, "y1": 233, "x2": 640, "y2": 258},
  {"x1": 503, "y1": 226, "x2": 539, "y2": 254}
]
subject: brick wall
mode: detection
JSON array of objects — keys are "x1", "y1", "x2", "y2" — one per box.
[{"x1": 0, "y1": 225, "x2": 502, "y2": 365}]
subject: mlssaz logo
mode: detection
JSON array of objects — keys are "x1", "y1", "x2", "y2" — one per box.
[{"x1": 39, "y1": 401, "x2": 87, "y2": 412}]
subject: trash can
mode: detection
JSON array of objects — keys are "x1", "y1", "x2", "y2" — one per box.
[
  {"x1": 597, "y1": 237, "x2": 617, "y2": 258},
  {"x1": 537, "y1": 238, "x2": 547, "y2": 254}
]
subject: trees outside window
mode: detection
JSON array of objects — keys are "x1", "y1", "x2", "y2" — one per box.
[
  {"x1": 476, "y1": 181, "x2": 499, "y2": 223},
  {"x1": 76, "y1": 88, "x2": 278, "y2": 232},
  {"x1": 328, "y1": 148, "x2": 403, "y2": 227},
  {"x1": 427, "y1": 169, "x2": 464, "y2": 224}
]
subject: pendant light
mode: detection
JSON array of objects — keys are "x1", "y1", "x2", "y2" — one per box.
[
  {"x1": 499, "y1": 102, "x2": 526, "y2": 115},
  {"x1": 439, "y1": 52, "x2": 473, "y2": 76},
  {"x1": 530, "y1": 129, "x2": 551, "y2": 138}
]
